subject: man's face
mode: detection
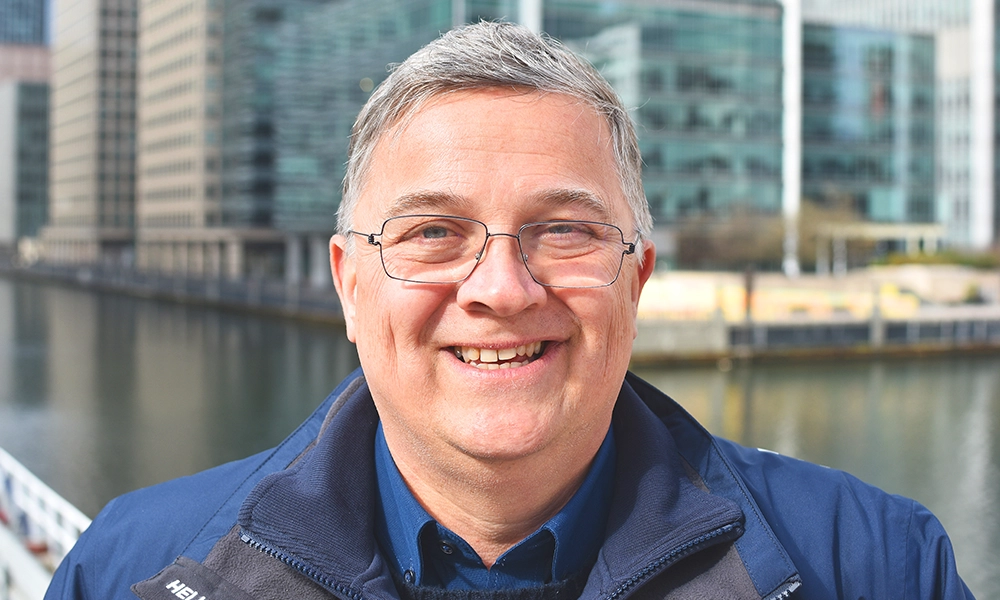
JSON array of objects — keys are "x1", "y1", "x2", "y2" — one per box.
[{"x1": 331, "y1": 89, "x2": 655, "y2": 466}]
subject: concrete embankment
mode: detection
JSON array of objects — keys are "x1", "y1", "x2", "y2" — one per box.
[
  {"x1": 633, "y1": 265, "x2": 1000, "y2": 364},
  {"x1": 632, "y1": 308, "x2": 1000, "y2": 365},
  {"x1": 6, "y1": 262, "x2": 1000, "y2": 364}
]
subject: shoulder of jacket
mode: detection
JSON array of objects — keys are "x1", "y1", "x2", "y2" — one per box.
[{"x1": 48, "y1": 370, "x2": 368, "y2": 599}]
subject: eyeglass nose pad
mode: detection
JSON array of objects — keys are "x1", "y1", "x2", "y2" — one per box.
[{"x1": 473, "y1": 233, "x2": 528, "y2": 271}]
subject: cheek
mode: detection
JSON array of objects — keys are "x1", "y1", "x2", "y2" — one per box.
[
  {"x1": 603, "y1": 290, "x2": 640, "y2": 371},
  {"x1": 352, "y1": 274, "x2": 400, "y2": 376},
  {"x1": 353, "y1": 275, "x2": 452, "y2": 358},
  {"x1": 565, "y1": 289, "x2": 637, "y2": 373}
]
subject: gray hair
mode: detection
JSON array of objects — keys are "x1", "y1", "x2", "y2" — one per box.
[{"x1": 338, "y1": 20, "x2": 652, "y2": 245}]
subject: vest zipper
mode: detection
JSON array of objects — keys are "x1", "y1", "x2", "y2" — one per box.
[
  {"x1": 240, "y1": 529, "x2": 362, "y2": 600},
  {"x1": 606, "y1": 521, "x2": 744, "y2": 600}
]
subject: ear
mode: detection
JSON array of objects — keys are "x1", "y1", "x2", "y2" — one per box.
[
  {"x1": 330, "y1": 234, "x2": 359, "y2": 342},
  {"x1": 632, "y1": 240, "x2": 656, "y2": 305},
  {"x1": 629, "y1": 241, "x2": 656, "y2": 338}
]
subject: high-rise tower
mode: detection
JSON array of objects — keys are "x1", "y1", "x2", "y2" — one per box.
[
  {"x1": 801, "y1": 0, "x2": 996, "y2": 249},
  {"x1": 1, "y1": 0, "x2": 50, "y2": 254},
  {"x1": 42, "y1": 0, "x2": 138, "y2": 265},
  {"x1": 134, "y1": 0, "x2": 230, "y2": 277},
  {"x1": 0, "y1": 0, "x2": 48, "y2": 44}
]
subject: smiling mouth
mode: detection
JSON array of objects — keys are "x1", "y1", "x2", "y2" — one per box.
[{"x1": 453, "y1": 342, "x2": 546, "y2": 370}]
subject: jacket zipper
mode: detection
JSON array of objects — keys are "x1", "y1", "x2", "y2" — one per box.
[
  {"x1": 606, "y1": 522, "x2": 744, "y2": 600},
  {"x1": 763, "y1": 579, "x2": 802, "y2": 600},
  {"x1": 243, "y1": 522, "x2": 799, "y2": 600},
  {"x1": 240, "y1": 529, "x2": 361, "y2": 600}
]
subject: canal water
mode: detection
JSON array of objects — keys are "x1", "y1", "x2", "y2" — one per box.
[{"x1": 0, "y1": 277, "x2": 996, "y2": 597}]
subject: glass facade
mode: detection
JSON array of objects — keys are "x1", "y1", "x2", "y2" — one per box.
[
  {"x1": 801, "y1": 25, "x2": 935, "y2": 222},
  {"x1": 14, "y1": 82, "x2": 48, "y2": 237},
  {"x1": 0, "y1": 0, "x2": 47, "y2": 44},
  {"x1": 219, "y1": 0, "x2": 521, "y2": 234},
  {"x1": 801, "y1": 0, "x2": 968, "y2": 32},
  {"x1": 216, "y1": 0, "x2": 782, "y2": 233},
  {"x1": 995, "y1": 0, "x2": 1000, "y2": 241},
  {"x1": 545, "y1": 0, "x2": 784, "y2": 223},
  {"x1": 938, "y1": 74, "x2": 970, "y2": 244}
]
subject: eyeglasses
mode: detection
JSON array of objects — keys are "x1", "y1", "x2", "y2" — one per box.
[{"x1": 348, "y1": 214, "x2": 637, "y2": 289}]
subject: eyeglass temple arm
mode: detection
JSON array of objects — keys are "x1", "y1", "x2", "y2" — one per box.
[{"x1": 348, "y1": 230, "x2": 380, "y2": 246}]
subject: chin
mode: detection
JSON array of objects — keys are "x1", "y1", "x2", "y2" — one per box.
[
  {"x1": 450, "y1": 419, "x2": 554, "y2": 462},
  {"x1": 454, "y1": 442, "x2": 548, "y2": 463}
]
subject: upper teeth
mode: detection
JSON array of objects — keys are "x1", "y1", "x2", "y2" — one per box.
[{"x1": 457, "y1": 342, "x2": 543, "y2": 369}]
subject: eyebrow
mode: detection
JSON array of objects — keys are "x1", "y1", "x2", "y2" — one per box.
[
  {"x1": 383, "y1": 191, "x2": 474, "y2": 218},
  {"x1": 528, "y1": 189, "x2": 616, "y2": 224},
  {"x1": 382, "y1": 188, "x2": 617, "y2": 223}
]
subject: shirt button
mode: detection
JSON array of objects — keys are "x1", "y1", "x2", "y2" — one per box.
[
  {"x1": 403, "y1": 570, "x2": 415, "y2": 584},
  {"x1": 439, "y1": 542, "x2": 455, "y2": 555}
]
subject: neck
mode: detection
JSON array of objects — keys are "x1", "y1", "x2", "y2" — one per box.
[{"x1": 385, "y1": 427, "x2": 607, "y2": 568}]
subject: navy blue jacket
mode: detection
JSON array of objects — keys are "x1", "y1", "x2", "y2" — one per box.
[{"x1": 45, "y1": 370, "x2": 973, "y2": 599}]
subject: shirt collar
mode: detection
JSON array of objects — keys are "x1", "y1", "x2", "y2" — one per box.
[
  {"x1": 374, "y1": 422, "x2": 616, "y2": 588},
  {"x1": 373, "y1": 424, "x2": 433, "y2": 582}
]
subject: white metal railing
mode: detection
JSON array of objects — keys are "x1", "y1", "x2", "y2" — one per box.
[{"x1": 0, "y1": 447, "x2": 92, "y2": 600}]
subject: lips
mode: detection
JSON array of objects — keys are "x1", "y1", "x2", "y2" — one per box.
[{"x1": 453, "y1": 341, "x2": 545, "y2": 369}]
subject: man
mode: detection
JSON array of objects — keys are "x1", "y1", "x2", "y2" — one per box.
[{"x1": 47, "y1": 21, "x2": 972, "y2": 600}]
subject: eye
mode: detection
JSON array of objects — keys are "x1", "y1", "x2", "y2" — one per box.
[
  {"x1": 538, "y1": 221, "x2": 598, "y2": 240},
  {"x1": 420, "y1": 225, "x2": 451, "y2": 239},
  {"x1": 385, "y1": 216, "x2": 482, "y2": 247},
  {"x1": 544, "y1": 223, "x2": 579, "y2": 235}
]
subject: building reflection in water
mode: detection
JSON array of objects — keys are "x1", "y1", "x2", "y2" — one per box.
[
  {"x1": 0, "y1": 277, "x2": 996, "y2": 597},
  {"x1": 0, "y1": 279, "x2": 359, "y2": 519},
  {"x1": 634, "y1": 356, "x2": 1000, "y2": 597}
]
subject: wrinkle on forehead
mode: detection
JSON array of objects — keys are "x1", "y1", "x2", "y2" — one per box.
[{"x1": 375, "y1": 89, "x2": 612, "y2": 165}]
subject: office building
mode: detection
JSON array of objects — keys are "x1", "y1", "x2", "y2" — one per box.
[
  {"x1": 547, "y1": 0, "x2": 785, "y2": 228},
  {"x1": 134, "y1": 0, "x2": 453, "y2": 280},
  {"x1": 42, "y1": 0, "x2": 138, "y2": 265},
  {"x1": 0, "y1": 81, "x2": 49, "y2": 247},
  {"x1": 0, "y1": 61, "x2": 49, "y2": 251},
  {"x1": 0, "y1": 42, "x2": 49, "y2": 80},
  {"x1": 1, "y1": 0, "x2": 47, "y2": 44},
  {"x1": 801, "y1": 0, "x2": 968, "y2": 31},
  {"x1": 0, "y1": 4, "x2": 49, "y2": 255},
  {"x1": 801, "y1": 25, "x2": 936, "y2": 223},
  {"x1": 130, "y1": 0, "x2": 785, "y2": 280},
  {"x1": 801, "y1": 0, "x2": 996, "y2": 249},
  {"x1": 134, "y1": 0, "x2": 229, "y2": 276},
  {"x1": 139, "y1": 0, "x2": 504, "y2": 281}
]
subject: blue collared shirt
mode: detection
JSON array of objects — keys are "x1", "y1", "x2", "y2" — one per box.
[{"x1": 374, "y1": 423, "x2": 616, "y2": 590}]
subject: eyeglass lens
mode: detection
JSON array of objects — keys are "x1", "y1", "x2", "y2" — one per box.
[{"x1": 376, "y1": 215, "x2": 628, "y2": 288}]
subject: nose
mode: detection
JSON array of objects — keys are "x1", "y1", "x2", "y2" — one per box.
[{"x1": 455, "y1": 233, "x2": 547, "y2": 316}]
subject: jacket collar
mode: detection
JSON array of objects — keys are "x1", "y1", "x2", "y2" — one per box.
[
  {"x1": 235, "y1": 370, "x2": 796, "y2": 599},
  {"x1": 623, "y1": 372, "x2": 801, "y2": 599}
]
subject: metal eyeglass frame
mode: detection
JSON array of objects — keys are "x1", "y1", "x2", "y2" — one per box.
[{"x1": 347, "y1": 214, "x2": 637, "y2": 289}]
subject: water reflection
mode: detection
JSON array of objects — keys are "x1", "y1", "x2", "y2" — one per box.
[
  {"x1": 0, "y1": 278, "x2": 359, "y2": 518},
  {"x1": 0, "y1": 278, "x2": 996, "y2": 597},
  {"x1": 632, "y1": 358, "x2": 1000, "y2": 598}
]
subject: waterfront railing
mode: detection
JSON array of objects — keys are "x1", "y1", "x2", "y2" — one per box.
[{"x1": 0, "y1": 447, "x2": 91, "y2": 600}]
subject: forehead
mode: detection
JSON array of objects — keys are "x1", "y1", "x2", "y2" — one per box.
[{"x1": 356, "y1": 89, "x2": 628, "y2": 224}]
